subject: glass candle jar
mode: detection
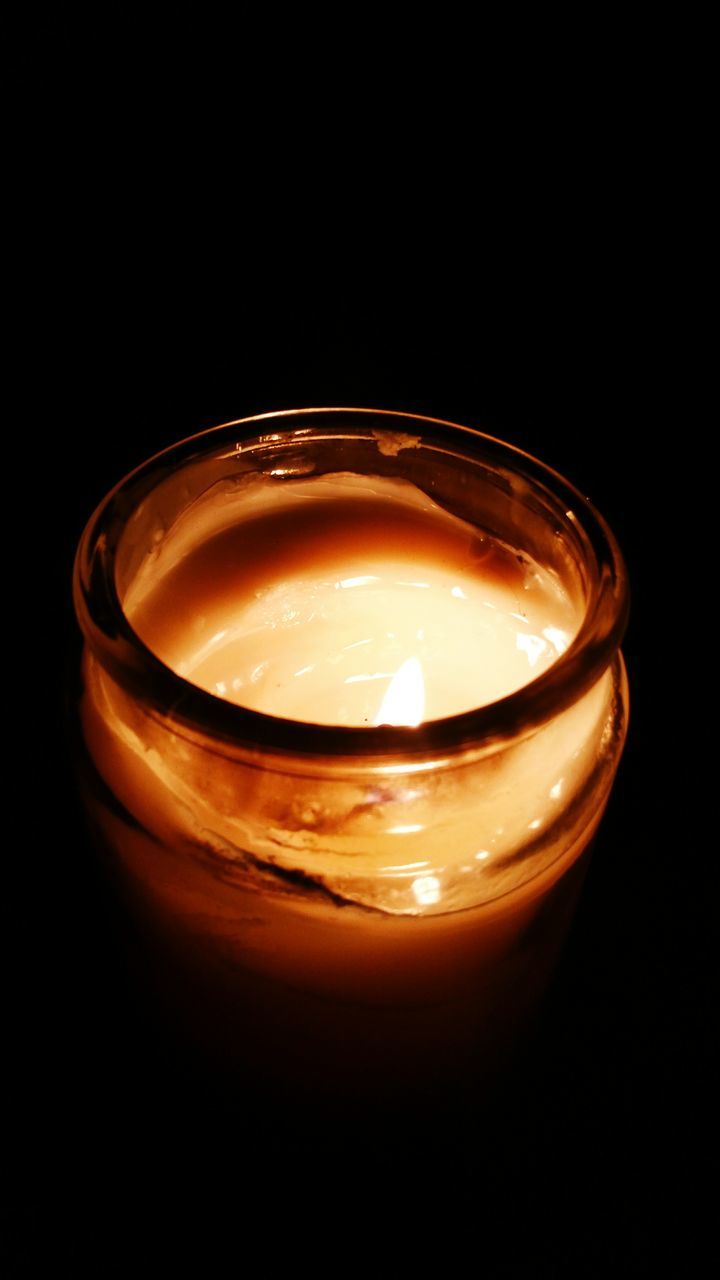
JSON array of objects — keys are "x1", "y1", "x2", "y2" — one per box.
[{"x1": 73, "y1": 409, "x2": 629, "y2": 1103}]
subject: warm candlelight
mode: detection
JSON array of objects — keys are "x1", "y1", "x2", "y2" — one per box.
[
  {"x1": 74, "y1": 409, "x2": 629, "y2": 1099},
  {"x1": 128, "y1": 473, "x2": 579, "y2": 726}
]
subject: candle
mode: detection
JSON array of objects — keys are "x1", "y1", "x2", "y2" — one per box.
[{"x1": 75, "y1": 410, "x2": 629, "y2": 1099}]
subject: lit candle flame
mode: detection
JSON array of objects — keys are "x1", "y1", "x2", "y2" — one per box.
[{"x1": 374, "y1": 657, "x2": 425, "y2": 727}]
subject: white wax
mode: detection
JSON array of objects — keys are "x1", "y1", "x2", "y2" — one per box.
[{"x1": 127, "y1": 474, "x2": 580, "y2": 726}]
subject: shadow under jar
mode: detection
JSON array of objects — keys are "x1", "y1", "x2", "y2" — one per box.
[{"x1": 74, "y1": 409, "x2": 629, "y2": 1108}]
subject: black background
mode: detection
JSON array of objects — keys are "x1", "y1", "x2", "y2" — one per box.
[{"x1": 8, "y1": 13, "x2": 698, "y2": 1276}]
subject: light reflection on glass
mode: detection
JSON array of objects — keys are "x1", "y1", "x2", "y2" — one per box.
[
  {"x1": 345, "y1": 671, "x2": 394, "y2": 685},
  {"x1": 543, "y1": 626, "x2": 570, "y2": 654},
  {"x1": 516, "y1": 633, "x2": 547, "y2": 666},
  {"x1": 339, "y1": 576, "x2": 380, "y2": 589},
  {"x1": 412, "y1": 875, "x2": 441, "y2": 906}
]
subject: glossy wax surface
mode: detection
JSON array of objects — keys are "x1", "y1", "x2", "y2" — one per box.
[{"x1": 127, "y1": 475, "x2": 580, "y2": 725}]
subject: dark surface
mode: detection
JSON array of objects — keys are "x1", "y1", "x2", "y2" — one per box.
[{"x1": 8, "y1": 24, "x2": 697, "y2": 1273}]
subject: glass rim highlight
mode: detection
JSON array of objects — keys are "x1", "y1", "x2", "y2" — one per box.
[{"x1": 73, "y1": 407, "x2": 629, "y2": 761}]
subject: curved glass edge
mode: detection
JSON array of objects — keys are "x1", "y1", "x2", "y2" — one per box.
[{"x1": 74, "y1": 408, "x2": 629, "y2": 761}]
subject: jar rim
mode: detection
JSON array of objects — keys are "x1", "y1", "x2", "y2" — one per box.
[{"x1": 74, "y1": 407, "x2": 629, "y2": 761}]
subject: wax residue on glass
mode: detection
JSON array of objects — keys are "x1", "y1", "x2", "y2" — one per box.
[{"x1": 126, "y1": 475, "x2": 580, "y2": 726}]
